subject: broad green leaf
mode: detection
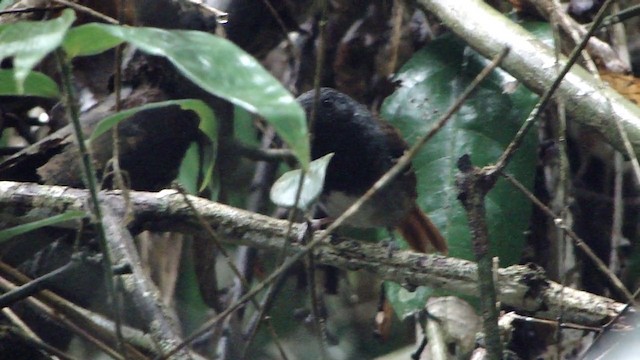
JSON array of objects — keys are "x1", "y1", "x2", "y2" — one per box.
[
  {"x1": 0, "y1": 69, "x2": 59, "y2": 98},
  {"x1": 64, "y1": 24, "x2": 309, "y2": 168},
  {"x1": 0, "y1": 211, "x2": 86, "y2": 243},
  {"x1": 62, "y1": 23, "x2": 124, "y2": 57},
  {"x1": 0, "y1": 9, "x2": 74, "y2": 92},
  {"x1": 270, "y1": 153, "x2": 334, "y2": 210},
  {"x1": 381, "y1": 35, "x2": 539, "y2": 316},
  {"x1": 90, "y1": 99, "x2": 217, "y2": 190}
]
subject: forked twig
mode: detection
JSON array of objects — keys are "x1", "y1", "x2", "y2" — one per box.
[{"x1": 501, "y1": 172, "x2": 634, "y2": 302}]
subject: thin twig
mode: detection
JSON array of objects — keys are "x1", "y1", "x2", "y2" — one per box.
[
  {"x1": 605, "y1": 1, "x2": 640, "y2": 184},
  {"x1": 259, "y1": 0, "x2": 332, "y2": 317},
  {"x1": 501, "y1": 172, "x2": 634, "y2": 302},
  {"x1": 506, "y1": 312, "x2": 602, "y2": 332},
  {"x1": 186, "y1": 0, "x2": 228, "y2": 23},
  {"x1": 535, "y1": 0, "x2": 599, "y2": 74},
  {"x1": 261, "y1": 0, "x2": 297, "y2": 57},
  {"x1": 174, "y1": 184, "x2": 285, "y2": 350},
  {"x1": 52, "y1": 0, "x2": 118, "y2": 24},
  {"x1": 385, "y1": 0, "x2": 404, "y2": 77},
  {"x1": 527, "y1": 0, "x2": 626, "y2": 73},
  {"x1": 109, "y1": 0, "x2": 132, "y2": 203},
  {"x1": 597, "y1": 4, "x2": 640, "y2": 28},
  {"x1": 0, "y1": 260, "x2": 149, "y2": 359},
  {"x1": 241, "y1": 2, "x2": 331, "y2": 357},
  {"x1": 609, "y1": 97, "x2": 640, "y2": 182},
  {"x1": 609, "y1": 155, "x2": 623, "y2": 274},
  {"x1": 0, "y1": 259, "x2": 78, "y2": 307},
  {"x1": 551, "y1": 18, "x2": 569, "y2": 358},
  {"x1": 423, "y1": 51, "x2": 512, "y2": 359},
  {"x1": 240, "y1": 266, "x2": 291, "y2": 359},
  {"x1": 0, "y1": 274, "x2": 126, "y2": 360},
  {"x1": 228, "y1": 139, "x2": 295, "y2": 163},
  {"x1": 490, "y1": 0, "x2": 617, "y2": 176},
  {"x1": 0, "y1": 6, "x2": 65, "y2": 15},
  {"x1": 298, "y1": 3, "x2": 330, "y2": 357},
  {"x1": 236, "y1": 127, "x2": 286, "y2": 358},
  {"x1": 6, "y1": 326, "x2": 78, "y2": 360},
  {"x1": 411, "y1": 47, "x2": 510, "y2": 157},
  {"x1": 303, "y1": 224, "x2": 329, "y2": 360},
  {"x1": 109, "y1": 4, "x2": 128, "y2": 355},
  {"x1": 55, "y1": 50, "x2": 126, "y2": 356},
  {"x1": 307, "y1": 1, "x2": 328, "y2": 138},
  {"x1": 608, "y1": 1, "x2": 629, "y2": 286},
  {"x1": 2, "y1": 308, "x2": 39, "y2": 340}
]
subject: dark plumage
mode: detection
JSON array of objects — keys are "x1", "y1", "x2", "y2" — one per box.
[
  {"x1": 0, "y1": 86, "x2": 199, "y2": 191},
  {"x1": 297, "y1": 88, "x2": 447, "y2": 253}
]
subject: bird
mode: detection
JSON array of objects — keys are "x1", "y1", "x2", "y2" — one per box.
[{"x1": 297, "y1": 87, "x2": 447, "y2": 254}]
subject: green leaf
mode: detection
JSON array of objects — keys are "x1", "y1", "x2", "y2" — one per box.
[
  {"x1": 177, "y1": 142, "x2": 202, "y2": 194},
  {"x1": 62, "y1": 23, "x2": 124, "y2": 58},
  {"x1": 270, "y1": 153, "x2": 334, "y2": 210},
  {"x1": 89, "y1": 99, "x2": 217, "y2": 190},
  {"x1": 64, "y1": 25, "x2": 309, "y2": 168},
  {"x1": 177, "y1": 139, "x2": 218, "y2": 195},
  {"x1": 0, "y1": 211, "x2": 86, "y2": 243},
  {"x1": 381, "y1": 35, "x2": 538, "y2": 315},
  {"x1": 0, "y1": 69, "x2": 59, "y2": 98},
  {"x1": 0, "y1": 9, "x2": 75, "y2": 92}
]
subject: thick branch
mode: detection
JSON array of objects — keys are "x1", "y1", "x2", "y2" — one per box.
[
  {"x1": 0, "y1": 181, "x2": 625, "y2": 326},
  {"x1": 417, "y1": 0, "x2": 640, "y2": 155}
]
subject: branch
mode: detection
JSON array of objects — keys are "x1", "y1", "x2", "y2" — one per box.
[
  {"x1": 456, "y1": 155, "x2": 502, "y2": 358},
  {"x1": 0, "y1": 181, "x2": 624, "y2": 326},
  {"x1": 417, "y1": 0, "x2": 640, "y2": 155},
  {"x1": 98, "y1": 196, "x2": 199, "y2": 359},
  {"x1": 527, "y1": 0, "x2": 628, "y2": 73}
]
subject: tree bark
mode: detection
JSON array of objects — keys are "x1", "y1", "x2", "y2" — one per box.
[{"x1": 0, "y1": 181, "x2": 625, "y2": 326}]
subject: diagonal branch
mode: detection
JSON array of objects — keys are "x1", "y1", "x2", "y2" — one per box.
[
  {"x1": 417, "y1": 0, "x2": 640, "y2": 156},
  {"x1": 98, "y1": 195, "x2": 200, "y2": 359}
]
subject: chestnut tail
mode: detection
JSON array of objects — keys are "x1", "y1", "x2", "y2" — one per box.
[{"x1": 397, "y1": 205, "x2": 447, "y2": 254}]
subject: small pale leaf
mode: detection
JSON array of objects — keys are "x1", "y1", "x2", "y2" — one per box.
[{"x1": 270, "y1": 153, "x2": 334, "y2": 210}]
